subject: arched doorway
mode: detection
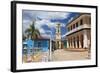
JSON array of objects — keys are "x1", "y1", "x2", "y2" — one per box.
[
  {"x1": 77, "y1": 36, "x2": 79, "y2": 48},
  {"x1": 73, "y1": 37, "x2": 76, "y2": 48},
  {"x1": 80, "y1": 34, "x2": 83, "y2": 48},
  {"x1": 69, "y1": 38, "x2": 70, "y2": 48}
]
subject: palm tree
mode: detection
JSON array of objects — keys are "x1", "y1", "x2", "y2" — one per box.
[{"x1": 25, "y1": 21, "x2": 40, "y2": 40}]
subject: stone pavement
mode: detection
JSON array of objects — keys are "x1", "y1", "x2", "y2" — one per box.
[
  {"x1": 52, "y1": 49, "x2": 90, "y2": 61},
  {"x1": 23, "y1": 51, "x2": 49, "y2": 63},
  {"x1": 23, "y1": 49, "x2": 90, "y2": 63}
]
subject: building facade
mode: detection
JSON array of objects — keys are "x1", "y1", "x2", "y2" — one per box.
[{"x1": 66, "y1": 14, "x2": 91, "y2": 50}]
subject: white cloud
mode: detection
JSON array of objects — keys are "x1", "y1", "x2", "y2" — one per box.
[
  {"x1": 62, "y1": 34, "x2": 67, "y2": 38},
  {"x1": 37, "y1": 12, "x2": 70, "y2": 20},
  {"x1": 35, "y1": 19, "x2": 65, "y2": 29},
  {"x1": 23, "y1": 18, "x2": 66, "y2": 36},
  {"x1": 23, "y1": 19, "x2": 32, "y2": 32},
  {"x1": 67, "y1": 17, "x2": 74, "y2": 23},
  {"x1": 35, "y1": 19, "x2": 56, "y2": 29},
  {"x1": 41, "y1": 34, "x2": 51, "y2": 39},
  {"x1": 39, "y1": 28, "x2": 46, "y2": 34},
  {"x1": 23, "y1": 10, "x2": 70, "y2": 30},
  {"x1": 23, "y1": 10, "x2": 70, "y2": 20},
  {"x1": 23, "y1": 10, "x2": 69, "y2": 37}
]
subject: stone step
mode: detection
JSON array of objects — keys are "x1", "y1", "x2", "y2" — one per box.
[{"x1": 65, "y1": 48, "x2": 88, "y2": 52}]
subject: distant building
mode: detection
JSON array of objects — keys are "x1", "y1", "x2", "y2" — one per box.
[
  {"x1": 33, "y1": 39, "x2": 50, "y2": 52},
  {"x1": 55, "y1": 24, "x2": 61, "y2": 49},
  {"x1": 65, "y1": 14, "x2": 91, "y2": 50},
  {"x1": 23, "y1": 39, "x2": 50, "y2": 54}
]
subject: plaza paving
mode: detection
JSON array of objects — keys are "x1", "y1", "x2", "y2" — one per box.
[
  {"x1": 23, "y1": 49, "x2": 90, "y2": 63},
  {"x1": 23, "y1": 51, "x2": 49, "y2": 62},
  {"x1": 52, "y1": 49, "x2": 90, "y2": 61}
]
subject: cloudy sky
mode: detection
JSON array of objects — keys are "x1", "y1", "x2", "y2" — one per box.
[{"x1": 22, "y1": 10, "x2": 80, "y2": 39}]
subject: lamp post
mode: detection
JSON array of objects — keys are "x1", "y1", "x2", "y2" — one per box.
[
  {"x1": 49, "y1": 31, "x2": 52, "y2": 61},
  {"x1": 46, "y1": 31, "x2": 52, "y2": 61}
]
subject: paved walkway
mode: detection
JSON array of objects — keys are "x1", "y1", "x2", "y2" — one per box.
[
  {"x1": 52, "y1": 49, "x2": 90, "y2": 61},
  {"x1": 23, "y1": 49, "x2": 90, "y2": 63},
  {"x1": 23, "y1": 51, "x2": 49, "y2": 63}
]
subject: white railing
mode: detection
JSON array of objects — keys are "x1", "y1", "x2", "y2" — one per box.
[{"x1": 66, "y1": 24, "x2": 91, "y2": 36}]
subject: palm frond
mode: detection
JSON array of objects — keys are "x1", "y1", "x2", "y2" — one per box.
[{"x1": 24, "y1": 20, "x2": 40, "y2": 39}]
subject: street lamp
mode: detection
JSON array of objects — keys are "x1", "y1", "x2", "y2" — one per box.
[{"x1": 46, "y1": 30, "x2": 52, "y2": 61}]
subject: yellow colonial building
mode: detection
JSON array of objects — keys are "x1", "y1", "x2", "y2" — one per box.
[{"x1": 66, "y1": 13, "x2": 91, "y2": 50}]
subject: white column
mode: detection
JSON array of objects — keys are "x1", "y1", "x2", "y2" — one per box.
[
  {"x1": 49, "y1": 35, "x2": 52, "y2": 61},
  {"x1": 83, "y1": 30, "x2": 88, "y2": 48},
  {"x1": 67, "y1": 40, "x2": 69, "y2": 48},
  {"x1": 59, "y1": 41, "x2": 61, "y2": 49},
  {"x1": 70, "y1": 38, "x2": 72, "y2": 48},
  {"x1": 69, "y1": 39, "x2": 71, "y2": 48},
  {"x1": 72, "y1": 38, "x2": 74, "y2": 48},
  {"x1": 79, "y1": 35, "x2": 82, "y2": 48},
  {"x1": 75, "y1": 37, "x2": 78, "y2": 48}
]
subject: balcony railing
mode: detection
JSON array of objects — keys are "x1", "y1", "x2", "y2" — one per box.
[{"x1": 66, "y1": 24, "x2": 91, "y2": 36}]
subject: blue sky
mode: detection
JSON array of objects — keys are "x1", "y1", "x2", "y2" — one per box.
[{"x1": 22, "y1": 10, "x2": 80, "y2": 39}]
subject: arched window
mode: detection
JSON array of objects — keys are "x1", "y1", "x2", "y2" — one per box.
[
  {"x1": 76, "y1": 22, "x2": 78, "y2": 27},
  {"x1": 80, "y1": 19, "x2": 83, "y2": 25},
  {"x1": 73, "y1": 24, "x2": 75, "y2": 29}
]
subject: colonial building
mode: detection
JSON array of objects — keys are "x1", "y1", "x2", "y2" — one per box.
[
  {"x1": 55, "y1": 24, "x2": 61, "y2": 49},
  {"x1": 66, "y1": 13, "x2": 91, "y2": 50}
]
